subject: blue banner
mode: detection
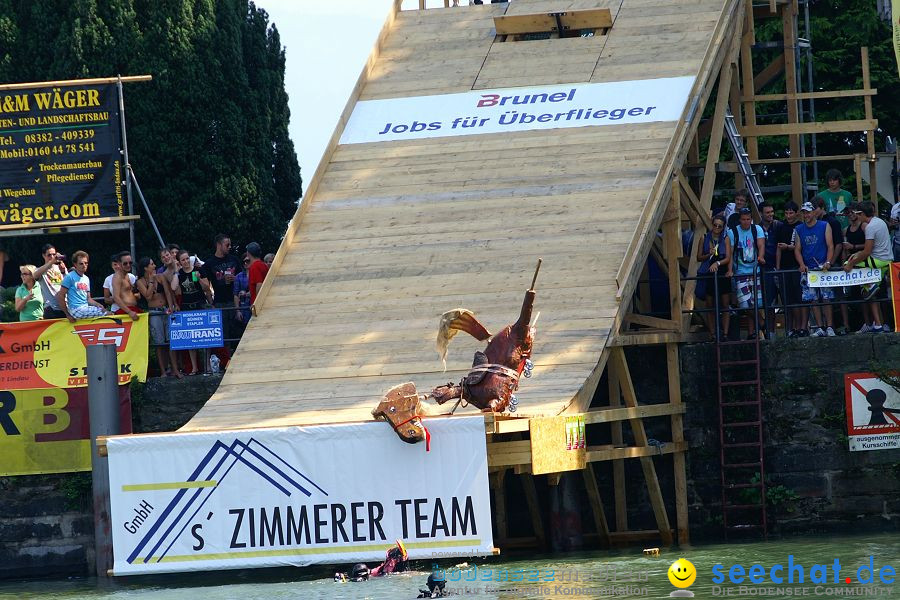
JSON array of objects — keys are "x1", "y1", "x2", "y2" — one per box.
[{"x1": 169, "y1": 310, "x2": 224, "y2": 350}]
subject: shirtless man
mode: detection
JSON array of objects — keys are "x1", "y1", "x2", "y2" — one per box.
[
  {"x1": 112, "y1": 251, "x2": 140, "y2": 320},
  {"x1": 157, "y1": 247, "x2": 180, "y2": 302}
]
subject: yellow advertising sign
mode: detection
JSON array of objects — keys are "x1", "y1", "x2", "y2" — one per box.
[
  {"x1": 894, "y1": 0, "x2": 900, "y2": 79},
  {"x1": 0, "y1": 314, "x2": 148, "y2": 389},
  {"x1": 0, "y1": 386, "x2": 132, "y2": 476}
]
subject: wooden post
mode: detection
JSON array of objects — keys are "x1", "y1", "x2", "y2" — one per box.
[
  {"x1": 663, "y1": 192, "x2": 683, "y2": 331},
  {"x1": 582, "y1": 465, "x2": 612, "y2": 546},
  {"x1": 520, "y1": 473, "x2": 548, "y2": 550},
  {"x1": 862, "y1": 47, "x2": 877, "y2": 201},
  {"x1": 740, "y1": 0, "x2": 759, "y2": 160},
  {"x1": 667, "y1": 343, "x2": 690, "y2": 545},
  {"x1": 782, "y1": 1, "x2": 803, "y2": 203},
  {"x1": 491, "y1": 469, "x2": 508, "y2": 542},
  {"x1": 608, "y1": 363, "x2": 628, "y2": 532},
  {"x1": 610, "y1": 348, "x2": 674, "y2": 546}
]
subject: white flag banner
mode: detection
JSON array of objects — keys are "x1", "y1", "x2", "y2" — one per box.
[
  {"x1": 107, "y1": 416, "x2": 492, "y2": 574},
  {"x1": 806, "y1": 268, "x2": 883, "y2": 288},
  {"x1": 340, "y1": 76, "x2": 696, "y2": 144}
]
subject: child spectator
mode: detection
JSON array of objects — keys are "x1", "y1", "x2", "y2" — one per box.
[
  {"x1": 136, "y1": 256, "x2": 182, "y2": 379},
  {"x1": 233, "y1": 254, "x2": 252, "y2": 337},
  {"x1": 819, "y1": 168, "x2": 853, "y2": 228}
]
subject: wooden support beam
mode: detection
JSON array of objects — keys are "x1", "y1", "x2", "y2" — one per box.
[
  {"x1": 607, "y1": 360, "x2": 627, "y2": 532},
  {"x1": 677, "y1": 172, "x2": 713, "y2": 230},
  {"x1": 782, "y1": 0, "x2": 802, "y2": 202},
  {"x1": 487, "y1": 440, "x2": 531, "y2": 467},
  {"x1": 667, "y1": 343, "x2": 689, "y2": 545},
  {"x1": 663, "y1": 196, "x2": 683, "y2": 331},
  {"x1": 740, "y1": 120, "x2": 878, "y2": 138},
  {"x1": 490, "y1": 469, "x2": 508, "y2": 541},
  {"x1": 862, "y1": 47, "x2": 877, "y2": 201},
  {"x1": 520, "y1": 472, "x2": 548, "y2": 550},
  {"x1": 752, "y1": 54, "x2": 784, "y2": 92},
  {"x1": 610, "y1": 330, "x2": 682, "y2": 347},
  {"x1": 610, "y1": 348, "x2": 674, "y2": 545},
  {"x1": 744, "y1": 88, "x2": 877, "y2": 102},
  {"x1": 585, "y1": 441, "x2": 689, "y2": 462},
  {"x1": 585, "y1": 403, "x2": 686, "y2": 425},
  {"x1": 740, "y1": 1, "x2": 758, "y2": 158},
  {"x1": 582, "y1": 465, "x2": 611, "y2": 546},
  {"x1": 623, "y1": 313, "x2": 679, "y2": 331}
]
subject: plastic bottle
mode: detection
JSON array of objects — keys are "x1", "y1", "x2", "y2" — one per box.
[{"x1": 210, "y1": 355, "x2": 220, "y2": 374}]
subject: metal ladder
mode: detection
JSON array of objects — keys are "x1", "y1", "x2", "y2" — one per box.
[
  {"x1": 724, "y1": 107, "x2": 764, "y2": 209},
  {"x1": 714, "y1": 279, "x2": 768, "y2": 538}
]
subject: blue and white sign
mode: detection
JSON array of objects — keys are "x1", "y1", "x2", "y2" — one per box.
[
  {"x1": 340, "y1": 76, "x2": 695, "y2": 145},
  {"x1": 169, "y1": 310, "x2": 223, "y2": 350}
]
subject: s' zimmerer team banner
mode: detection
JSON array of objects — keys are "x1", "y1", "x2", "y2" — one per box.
[
  {"x1": 339, "y1": 76, "x2": 696, "y2": 145},
  {"x1": 0, "y1": 82, "x2": 122, "y2": 227},
  {"x1": 107, "y1": 417, "x2": 493, "y2": 575},
  {"x1": 0, "y1": 386, "x2": 132, "y2": 476},
  {"x1": 0, "y1": 314, "x2": 148, "y2": 390}
]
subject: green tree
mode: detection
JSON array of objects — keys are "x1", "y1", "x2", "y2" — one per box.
[{"x1": 0, "y1": 0, "x2": 301, "y2": 280}]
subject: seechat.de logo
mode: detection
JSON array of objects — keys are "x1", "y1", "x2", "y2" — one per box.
[{"x1": 668, "y1": 558, "x2": 696, "y2": 597}]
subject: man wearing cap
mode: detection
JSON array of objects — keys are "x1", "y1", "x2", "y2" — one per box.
[
  {"x1": 843, "y1": 201, "x2": 892, "y2": 333},
  {"x1": 794, "y1": 201, "x2": 835, "y2": 336},
  {"x1": 726, "y1": 207, "x2": 766, "y2": 340}
]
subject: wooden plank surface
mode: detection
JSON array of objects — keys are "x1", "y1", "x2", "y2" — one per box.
[{"x1": 182, "y1": 0, "x2": 733, "y2": 432}]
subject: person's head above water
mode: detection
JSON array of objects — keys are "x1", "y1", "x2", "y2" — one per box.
[{"x1": 350, "y1": 563, "x2": 369, "y2": 582}]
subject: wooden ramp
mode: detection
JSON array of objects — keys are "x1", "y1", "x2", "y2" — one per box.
[{"x1": 182, "y1": 0, "x2": 739, "y2": 432}]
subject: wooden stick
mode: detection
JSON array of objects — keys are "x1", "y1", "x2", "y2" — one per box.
[
  {"x1": 0, "y1": 75, "x2": 152, "y2": 91},
  {"x1": 530, "y1": 258, "x2": 543, "y2": 291}
]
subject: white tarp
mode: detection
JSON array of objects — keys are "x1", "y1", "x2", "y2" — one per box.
[
  {"x1": 340, "y1": 76, "x2": 696, "y2": 144},
  {"x1": 107, "y1": 416, "x2": 492, "y2": 575}
]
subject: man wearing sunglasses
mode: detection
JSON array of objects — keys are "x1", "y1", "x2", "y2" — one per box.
[{"x1": 111, "y1": 251, "x2": 141, "y2": 320}]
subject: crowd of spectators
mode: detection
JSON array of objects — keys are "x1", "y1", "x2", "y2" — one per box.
[
  {"x1": 3, "y1": 234, "x2": 274, "y2": 377},
  {"x1": 695, "y1": 170, "x2": 899, "y2": 340}
]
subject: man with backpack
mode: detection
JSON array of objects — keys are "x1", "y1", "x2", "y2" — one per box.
[{"x1": 726, "y1": 207, "x2": 767, "y2": 340}]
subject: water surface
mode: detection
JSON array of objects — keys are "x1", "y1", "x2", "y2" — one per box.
[{"x1": 2, "y1": 532, "x2": 898, "y2": 599}]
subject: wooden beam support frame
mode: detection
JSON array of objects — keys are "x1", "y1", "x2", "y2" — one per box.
[{"x1": 609, "y1": 347, "x2": 674, "y2": 546}]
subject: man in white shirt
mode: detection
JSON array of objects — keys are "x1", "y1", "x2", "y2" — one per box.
[{"x1": 843, "y1": 201, "x2": 893, "y2": 332}]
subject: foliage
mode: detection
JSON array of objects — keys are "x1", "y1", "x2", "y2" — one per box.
[
  {"x1": 738, "y1": 472, "x2": 800, "y2": 512},
  {"x1": 60, "y1": 472, "x2": 93, "y2": 511},
  {"x1": 0, "y1": 0, "x2": 302, "y2": 285},
  {"x1": 714, "y1": 1, "x2": 900, "y2": 212}
]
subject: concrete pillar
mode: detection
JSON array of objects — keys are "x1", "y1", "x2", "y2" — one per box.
[{"x1": 87, "y1": 343, "x2": 121, "y2": 577}]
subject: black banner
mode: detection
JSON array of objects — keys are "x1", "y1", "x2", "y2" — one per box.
[{"x1": 0, "y1": 83, "x2": 122, "y2": 227}]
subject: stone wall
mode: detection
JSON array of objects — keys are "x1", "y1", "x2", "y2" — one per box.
[
  {"x1": 680, "y1": 334, "x2": 900, "y2": 538},
  {"x1": 0, "y1": 375, "x2": 220, "y2": 579}
]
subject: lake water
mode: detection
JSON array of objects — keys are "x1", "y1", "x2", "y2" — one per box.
[{"x1": 1, "y1": 532, "x2": 898, "y2": 599}]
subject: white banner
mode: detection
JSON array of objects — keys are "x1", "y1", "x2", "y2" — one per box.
[
  {"x1": 845, "y1": 373, "x2": 900, "y2": 452},
  {"x1": 807, "y1": 268, "x2": 883, "y2": 288},
  {"x1": 340, "y1": 76, "x2": 696, "y2": 144},
  {"x1": 107, "y1": 416, "x2": 492, "y2": 574}
]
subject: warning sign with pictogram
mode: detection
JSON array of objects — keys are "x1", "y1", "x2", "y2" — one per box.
[{"x1": 845, "y1": 372, "x2": 900, "y2": 451}]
